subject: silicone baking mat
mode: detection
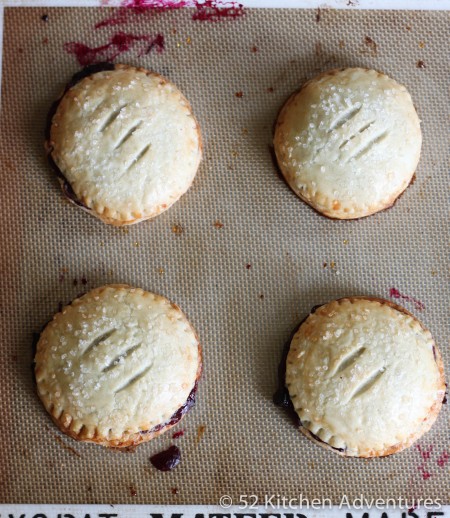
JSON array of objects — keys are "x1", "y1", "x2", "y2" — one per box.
[{"x1": 0, "y1": 6, "x2": 448, "y2": 505}]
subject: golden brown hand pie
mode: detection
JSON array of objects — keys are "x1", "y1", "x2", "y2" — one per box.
[
  {"x1": 274, "y1": 68, "x2": 421, "y2": 219},
  {"x1": 285, "y1": 297, "x2": 445, "y2": 457},
  {"x1": 46, "y1": 64, "x2": 202, "y2": 226},
  {"x1": 35, "y1": 285, "x2": 201, "y2": 447}
]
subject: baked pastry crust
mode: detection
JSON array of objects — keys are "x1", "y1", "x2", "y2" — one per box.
[
  {"x1": 35, "y1": 285, "x2": 201, "y2": 447},
  {"x1": 285, "y1": 297, "x2": 445, "y2": 457},
  {"x1": 274, "y1": 68, "x2": 422, "y2": 219},
  {"x1": 47, "y1": 64, "x2": 202, "y2": 226}
]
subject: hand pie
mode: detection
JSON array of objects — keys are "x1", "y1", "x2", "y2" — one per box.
[
  {"x1": 285, "y1": 297, "x2": 445, "y2": 457},
  {"x1": 274, "y1": 68, "x2": 421, "y2": 219},
  {"x1": 46, "y1": 63, "x2": 202, "y2": 225},
  {"x1": 35, "y1": 285, "x2": 202, "y2": 447}
]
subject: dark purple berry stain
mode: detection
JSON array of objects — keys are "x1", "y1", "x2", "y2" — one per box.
[
  {"x1": 64, "y1": 32, "x2": 164, "y2": 66},
  {"x1": 64, "y1": 1, "x2": 244, "y2": 77},
  {"x1": 437, "y1": 451, "x2": 449, "y2": 467},
  {"x1": 143, "y1": 382, "x2": 198, "y2": 436},
  {"x1": 150, "y1": 445, "x2": 181, "y2": 471},
  {"x1": 191, "y1": 0, "x2": 245, "y2": 21},
  {"x1": 122, "y1": 0, "x2": 245, "y2": 22},
  {"x1": 96, "y1": 0, "x2": 244, "y2": 26},
  {"x1": 389, "y1": 287, "x2": 425, "y2": 311}
]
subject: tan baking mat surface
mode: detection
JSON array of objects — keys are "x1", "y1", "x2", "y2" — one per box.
[{"x1": 0, "y1": 6, "x2": 449, "y2": 505}]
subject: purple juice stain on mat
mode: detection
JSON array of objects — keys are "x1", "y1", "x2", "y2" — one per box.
[
  {"x1": 192, "y1": 0, "x2": 245, "y2": 21},
  {"x1": 95, "y1": 9, "x2": 131, "y2": 28},
  {"x1": 95, "y1": 3, "x2": 187, "y2": 28},
  {"x1": 418, "y1": 466, "x2": 432, "y2": 480},
  {"x1": 437, "y1": 451, "x2": 449, "y2": 467},
  {"x1": 122, "y1": 0, "x2": 190, "y2": 9},
  {"x1": 96, "y1": 0, "x2": 244, "y2": 27},
  {"x1": 172, "y1": 430, "x2": 185, "y2": 439},
  {"x1": 123, "y1": 0, "x2": 245, "y2": 20},
  {"x1": 416, "y1": 444, "x2": 433, "y2": 480},
  {"x1": 64, "y1": 32, "x2": 164, "y2": 66},
  {"x1": 72, "y1": 0, "x2": 242, "y2": 63},
  {"x1": 150, "y1": 445, "x2": 181, "y2": 471},
  {"x1": 389, "y1": 287, "x2": 425, "y2": 311},
  {"x1": 417, "y1": 444, "x2": 433, "y2": 460}
]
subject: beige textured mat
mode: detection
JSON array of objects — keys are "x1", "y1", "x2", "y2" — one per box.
[{"x1": 0, "y1": 6, "x2": 449, "y2": 505}]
